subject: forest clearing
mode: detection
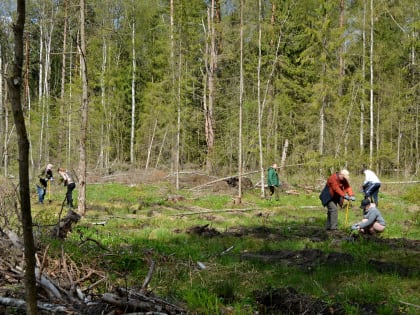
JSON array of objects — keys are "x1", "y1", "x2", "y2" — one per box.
[
  {"x1": 0, "y1": 169, "x2": 419, "y2": 314},
  {"x1": 1, "y1": 0, "x2": 419, "y2": 314}
]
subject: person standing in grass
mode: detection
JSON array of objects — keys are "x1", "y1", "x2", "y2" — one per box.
[
  {"x1": 361, "y1": 167, "x2": 381, "y2": 206},
  {"x1": 320, "y1": 169, "x2": 356, "y2": 231},
  {"x1": 352, "y1": 198, "x2": 386, "y2": 235},
  {"x1": 58, "y1": 168, "x2": 76, "y2": 209},
  {"x1": 267, "y1": 163, "x2": 280, "y2": 200},
  {"x1": 36, "y1": 163, "x2": 54, "y2": 204}
]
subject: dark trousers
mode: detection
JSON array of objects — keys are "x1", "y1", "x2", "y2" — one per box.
[
  {"x1": 268, "y1": 186, "x2": 279, "y2": 200},
  {"x1": 66, "y1": 183, "x2": 76, "y2": 207},
  {"x1": 364, "y1": 182, "x2": 381, "y2": 205}
]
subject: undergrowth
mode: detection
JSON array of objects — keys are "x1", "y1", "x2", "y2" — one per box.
[{"x1": 32, "y1": 181, "x2": 420, "y2": 315}]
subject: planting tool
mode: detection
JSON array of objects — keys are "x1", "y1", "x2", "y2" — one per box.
[
  {"x1": 48, "y1": 180, "x2": 52, "y2": 203},
  {"x1": 345, "y1": 201, "x2": 350, "y2": 227}
]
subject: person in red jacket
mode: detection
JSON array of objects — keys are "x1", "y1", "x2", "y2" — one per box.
[{"x1": 319, "y1": 169, "x2": 356, "y2": 231}]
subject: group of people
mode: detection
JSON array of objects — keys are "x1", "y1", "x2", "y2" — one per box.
[
  {"x1": 267, "y1": 163, "x2": 386, "y2": 235},
  {"x1": 319, "y1": 167, "x2": 385, "y2": 235},
  {"x1": 37, "y1": 164, "x2": 76, "y2": 209}
]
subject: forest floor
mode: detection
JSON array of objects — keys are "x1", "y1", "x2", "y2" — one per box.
[{"x1": 0, "y1": 169, "x2": 419, "y2": 314}]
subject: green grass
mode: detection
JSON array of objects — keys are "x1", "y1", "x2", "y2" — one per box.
[{"x1": 32, "y1": 182, "x2": 420, "y2": 314}]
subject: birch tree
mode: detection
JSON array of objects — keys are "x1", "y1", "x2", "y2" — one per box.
[
  {"x1": 130, "y1": 0, "x2": 136, "y2": 165},
  {"x1": 78, "y1": 0, "x2": 88, "y2": 215},
  {"x1": 237, "y1": 0, "x2": 244, "y2": 202}
]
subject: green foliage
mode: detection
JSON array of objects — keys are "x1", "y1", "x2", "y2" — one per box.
[
  {"x1": 402, "y1": 185, "x2": 420, "y2": 205},
  {"x1": 32, "y1": 181, "x2": 420, "y2": 314}
]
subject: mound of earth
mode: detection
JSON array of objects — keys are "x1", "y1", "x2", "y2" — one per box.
[{"x1": 254, "y1": 286, "x2": 345, "y2": 315}]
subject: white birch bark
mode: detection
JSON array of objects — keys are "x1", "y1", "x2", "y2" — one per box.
[
  {"x1": 360, "y1": 0, "x2": 366, "y2": 153},
  {"x1": 257, "y1": 0, "x2": 265, "y2": 197},
  {"x1": 78, "y1": 0, "x2": 88, "y2": 215},
  {"x1": 145, "y1": 119, "x2": 157, "y2": 170},
  {"x1": 369, "y1": 0, "x2": 374, "y2": 166},
  {"x1": 130, "y1": 15, "x2": 136, "y2": 165},
  {"x1": 59, "y1": 0, "x2": 68, "y2": 158},
  {"x1": 238, "y1": 0, "x2": 244, "y2": 201},
  {"x1": 98, "y1": 36, "x2": 107, "y2": 170}
]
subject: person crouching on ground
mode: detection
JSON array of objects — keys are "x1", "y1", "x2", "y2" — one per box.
[
  {"x1": 352, "y1": 198, "x2": 386, "y2": 235},
  {"x1": 319, "y1": 169, "x2": 356, "y2": 231},
  {"x1": 57, "y1": 168, "x2": 76, "y2": 209}
]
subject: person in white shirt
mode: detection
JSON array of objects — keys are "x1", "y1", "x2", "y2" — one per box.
[
  {"x1": 58, "y1": 168, "x2": 76, "y2": 209},
  {"x1": 362, "y1": 167, "x2": 381, "y2": 205}
]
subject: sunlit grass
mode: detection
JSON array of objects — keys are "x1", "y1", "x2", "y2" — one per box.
[{"x1": 35, "y1": 181, "x2": 420, "y2": 314}]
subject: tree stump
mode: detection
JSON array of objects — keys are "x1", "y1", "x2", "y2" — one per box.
[{"x1": 51, "y1": 210, "x2": 81, "y2": 239}]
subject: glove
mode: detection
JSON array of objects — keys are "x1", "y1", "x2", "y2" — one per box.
[
  {"x1": 344, "y1": 195, "x2": 350, "y2": 200},
  {"x1": 350, "y1": 196, "x2": 356, "y2": 201},
  {"x1": 351, "y1": 224, "x2": 359, "y2": 230}
]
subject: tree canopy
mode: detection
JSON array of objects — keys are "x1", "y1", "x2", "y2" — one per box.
[{"x1": 1, "y1": 0, "x2": 418, "y2": 178}]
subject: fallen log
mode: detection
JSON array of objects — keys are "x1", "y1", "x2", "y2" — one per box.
[
  {"x1": 171, "y1": 207, "x2": 261, "y2": 216},
  {"x1": 102, "y1": 290, "x2": 186, "y2": 315},
  {"x1": 0, "y1": 296, "x2": 69, "y2": 313}
]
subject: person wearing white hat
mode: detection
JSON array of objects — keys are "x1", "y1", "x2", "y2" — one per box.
[
  {"x1": 36, "y1": 164, "x2": 54, "y2": 204},
  {"x1": 319, "y1": 169, "x2": 356, "y2": 231}
]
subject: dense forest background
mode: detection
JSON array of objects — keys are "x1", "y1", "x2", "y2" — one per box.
[{"x1": 0, "y1": 0, "x2": 419, "y2": 180}]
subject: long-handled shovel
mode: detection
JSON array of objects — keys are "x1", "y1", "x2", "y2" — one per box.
[{"x1": 48, "y1": 180, "x2": 52, "y2": 203}]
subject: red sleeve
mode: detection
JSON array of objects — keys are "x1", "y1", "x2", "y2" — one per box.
[
  {"x1": 328, "y1": 174, "x2": 354, "y2": 197},
  {"x1": 344, "y1": 185, "x2": 354, "y2": 196},
  {"x1": 327, "y1": 175, "x2": 346, "y2": 197}
]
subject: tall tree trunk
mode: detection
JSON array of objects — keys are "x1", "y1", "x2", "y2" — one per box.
[
  {"x1": 338, "y1": 0, "x2": 345, "y2": 96},
  {"x1": 59, "y1": 0, "x2": 68, "y2": 162},
  {"x1": 369, "y1": 0, "x2": 374, "y2": 166},
  {"x1": 130, "y1": 11, "x2": 136, "y2": 165},
  {"x1": 0, "y1": 44, "x2": 4, "y2": 176},
  {"x1": 9, "y1": 0, "x2": 38, "y2": 313},
  {"x1": 205, "y1": 0, "x2": 217, "y2": 174},
  {"x1": 176, "y1": 44, "x2": 182, "y2": 190},
  {"x1": 145, "y1": 119, "x2": 157, "y2": 170},
  {"x1": 170, "y1": 0, "x2": 180, "y2": 188},
  {"x1": 78, "y1": 0, "x2": 88, "y2": 216},
  {"x1": 257, "y1": 0, "x2": 265, "y2": 197},
  {"x1": 38, "y1": 9, "x2": 44, "y2": 168},
  {"x1": 237, "y1": 0, "x2": 244, "y2": 202},
  {"x1": 67, "y1": 39, "x2": 74, "y2": 166},
  {"x1": 98, "y1": 36, "x2": 110, "y2": 170},
  {"x1": 360, "y1": 0, "x2": 366, "y2": 153},
  {"x1": 24, "y1": 33, "x2": 34, "y2": 173}
]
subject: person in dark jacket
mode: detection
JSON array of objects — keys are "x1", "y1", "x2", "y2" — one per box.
[
  {"x1": 352, "y1": 198, "x2": 386, "y2": 235},
  {"x1": 320, "y1": 169, "x2": 355, "y2": 231},
  {"x1": 36, "y1": 163, "x2": 53, "y2": 204},
  {"x1": 58, "y1": 167, "x2": 76, "y2": 209},
  {"x1": 267, "y1": 163, "x2": 280, "y2": 200}
]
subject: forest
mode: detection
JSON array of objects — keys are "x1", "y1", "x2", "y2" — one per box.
[
  {"x1": 0, "y1": 0, "x2": 418, "y2": 180},
  {"x1": 0, "y1": 1, "x2": 419, "y2": 314}
]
